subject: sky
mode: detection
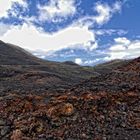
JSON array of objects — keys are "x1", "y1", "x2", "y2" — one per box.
[{"x1": 0, "y1": 0, "x2": 140, "y2": 65}]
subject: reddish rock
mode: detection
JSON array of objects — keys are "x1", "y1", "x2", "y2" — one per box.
[{"x1": 11, "y1": 129, "x2": 23, "y2": 140}]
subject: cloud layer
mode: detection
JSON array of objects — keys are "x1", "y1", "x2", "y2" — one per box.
[
  {"x1": 0, "y1": 0, "x2": 122, "y2": 52},
  {"x1": 0, "y1": 23, "x2": 95, "y2": 51}
]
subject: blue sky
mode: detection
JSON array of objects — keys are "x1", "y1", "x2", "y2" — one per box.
[{"x1": 0, "y1": 0, "x2": 140, "y2": 65}]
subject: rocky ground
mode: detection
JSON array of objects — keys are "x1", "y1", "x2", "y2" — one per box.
[
  {"x1": 0, "y1": 41, "x2": 140, "y2": 139},
  {"x1": 0, "y1": 90, "x2": 140, "y2": 140}
]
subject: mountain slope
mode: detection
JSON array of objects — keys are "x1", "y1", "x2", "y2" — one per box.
[
  {"x1": 0, "y1": 40, "x2": 45, "y2": 65},
  {"x1": 117, "y1": 57, "x2": 140, "y2": 72},
  {"x1": 92, "y1": 59, "x2": 130, "y2": 74},
  {"x1": 0, "y1": 40, "x2": 98, "y2": 94}
]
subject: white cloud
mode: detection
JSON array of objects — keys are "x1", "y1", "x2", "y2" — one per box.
[
  {"x1": 88, "y1": 41, "x2": 98, "y2": 51},
  {"x1": 113, "y1": 1, "x2": 122, "y2": 12},
  {"x1": 109, "y1": 37, "x2": 130, "y2": 51},
  {"x1": 109, "y1": 45, "x2": 126, "y2": 51},
  {"x1": 114, "y1": 37, "x2": 130, "y2": 45},
  {"x1": 84, "y1": 59, "x2": 100, "y2": 65},
  {"x1": 94, "y1": 3, "x2": 111, "y2": 25},
  {"x1": 127, "y1": 41, "x2": 140, "y2": 50},
  {"x1": 0, "y1": 23, "x2": 12, "y2": 36},
  {"x1": 75, "y1": 58, "x2": 101, "y2": 65},
  {"x1": 75, "y1": 1, "x2": 122, "y2": 27},
  {"x1": 38, "y1": 0, "x2": 76, "y2": 22},
  {"x1": 104, "y1": 52, "x2": 129, "y2": 60},
  {"x1": 106, "y1": 37, "x2": 140, "y2": 60},
  {"x1": 75, "y1": 58, "x2": 83, "y2": 65},
  {"x1": 0, "y1": 23, "x2": 95, "y2": 52},
  {"x1": 94, "y1": 1, "x2": 122, "y2": 25},
  {"x1": 0, "y1": 0, "x2": 27, "y2": 18},
  {"x1": 95, "y1": 29, "x2": 127, "y2": 36}
]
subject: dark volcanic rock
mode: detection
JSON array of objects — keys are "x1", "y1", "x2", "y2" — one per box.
[{"x1": 0, "y1": 126, "x2": 10, "y2": 136}]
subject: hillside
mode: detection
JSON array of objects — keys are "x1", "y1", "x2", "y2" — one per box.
[
  {"x1": 93, "y1": 59, "x2": 131, "y2": 74},
  {"x1": 0, "y1": 40, "x2": 98, "y2": 94},
  {"x1": 0, "y1": 41, "x2": 44, "y2": 65},
  {"x1": 117, "y1": 57, "x2": 140, "y2": 73}
]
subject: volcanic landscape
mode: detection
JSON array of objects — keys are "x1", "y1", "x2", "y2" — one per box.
[{"x1": 0, "y1": 40, "x2": 140, "y2": 140}]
